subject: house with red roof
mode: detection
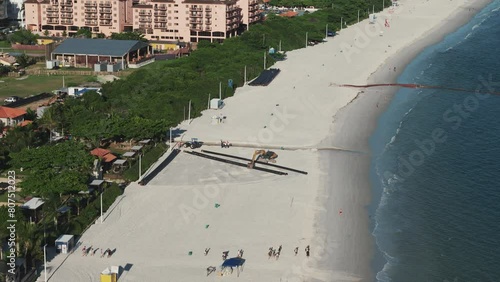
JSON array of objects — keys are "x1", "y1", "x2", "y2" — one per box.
[
  {"x1": 0, "y1": 106, "x2": 26, "y2": 127},
  {"x1": 90, "y1": 148, "x2": 118, "y2": 163}
]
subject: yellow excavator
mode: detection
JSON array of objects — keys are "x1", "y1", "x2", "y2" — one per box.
[{"x1": 247, "y1": 150, "x2": 278, "y2": 168}]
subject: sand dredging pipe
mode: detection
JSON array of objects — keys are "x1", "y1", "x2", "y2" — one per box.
[
  {"x1": 184, "y1": 151, "x2": 288, "y2": 176},
  {"x1": 337, "y1": 83, "x2": 500, "y2": 96},
  {"x1": 201, "y1": 150, "x2": 308, "y2": 175}
]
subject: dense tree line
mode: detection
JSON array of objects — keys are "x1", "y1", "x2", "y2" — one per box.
[{"x1": 49, "y1": 2, "x2": 387, "y2": 142}]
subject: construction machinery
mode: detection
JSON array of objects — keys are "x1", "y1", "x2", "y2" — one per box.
[
  {"x1": 183, "y1": 138, "x2": 203, "y2": 149},
  {"x1": 247, "y1": 150, "x2": 278, "y2": 168}
]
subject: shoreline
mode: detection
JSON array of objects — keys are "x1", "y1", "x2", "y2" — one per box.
[
  {"x1": 40, "y1": 1, "x2": 493, "y2": 281},
  {"x1": 319, "y1": 0, "x2": 493, "y2": 281}
]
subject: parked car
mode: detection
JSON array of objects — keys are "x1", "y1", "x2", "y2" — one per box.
[{"x1": 3, "y1": 96, "x2": 21, "y2": 103}]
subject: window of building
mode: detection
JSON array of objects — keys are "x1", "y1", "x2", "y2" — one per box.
[
  {"x1": 168, "y1": 23, "x2": 172, "y2": 26},
  {"x1": 174, "y1": 4, "x2": 178, "y2": 7},
  {"x1": 174, "y1": 10, "x2": 178, "y2": 13},
  {"x1": 168, "y1": 4, "x2": 171, "y2": 7},
  {"x1": 114, "y1": 20, "x2": 117, "y2": 22},
  {"x1": 174, "y1": 17, "x2": 178, "y2": 19},
  {"x1": 114, "y1": 14, "x2": 117, "y2": 16},
  {"x1": 168, "y1": 17, "x2": 171, "y2": 19},
  {"x1": 174, "y1": 23, "x2": 178, "y2": 25}
]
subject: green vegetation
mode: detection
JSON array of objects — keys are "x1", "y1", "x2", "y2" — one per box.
[
  {"x1": 123, "y1": 143, "x2": 168, "y2": 181},
  {"x1": 75, "y1": 28, "x2": 92, "y2": 38},
  {"x1": 0, "y1": 75, "x2": 95, "y2": 98},
  {"x1": 110, "y1": 31, "x2": 147, "y2": 41},
  {"x1": 0, "y1": 40, "x2": 10, "y2": 48},
  {"x1": 7, "y1": 29, "x2": 39, "y2": 45},
  {"x1": 269, "y1": 0, "x2": 388, "y2": 10}
]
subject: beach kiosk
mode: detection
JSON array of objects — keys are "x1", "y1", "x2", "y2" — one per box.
[
  {"x1": 210, "y1": 98, "x2": 224, "y2": 109},
  {"x1": 55, "y1": 234, "x2": 74, "y2": 254},
  {"x1": 100, "y1": 266, "x2": 119, "y2": 282}
]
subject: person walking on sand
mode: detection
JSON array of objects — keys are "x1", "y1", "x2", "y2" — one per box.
[
  {"x1": 294, "y1": 247, "x2": 299, "y2": 256},
  {"x1": 278, "y1": 245, "x2": 282, "y2": 254},
  {"x1": 82, "y1": 245, "x2": 86, "y2": 256},
  {"x1": 268, "y1": 248, "x2": 273, "y2": 259},
  {"x1": 305, "y1": 245, "x2": 310, "y2": 257},
  {"x1": 204, "y1": 248, "x2": 210, "y2": 256}
]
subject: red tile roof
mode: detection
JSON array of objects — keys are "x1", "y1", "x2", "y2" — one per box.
[
  {"x1": 18, "y1": 120, "x2": 33, "y2": 127},
  {"x1": 90, "y1": 148, "x2": 117, "y2": 162},
  {"x1": 279, "y1": 11, "x2": 298, "y2": 17},
  {"x1": 0, "y1": 107, "x2": 26, "y2": 118},
  {"x1": 91, "y1": 148, "x2": 111, "y2": 157}
]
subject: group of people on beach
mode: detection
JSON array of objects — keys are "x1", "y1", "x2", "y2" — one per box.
[
  {"x1": 268, "y1": 245, "x2": 310, "y2": 259},
  {"x1": 268, "y1": 245, "x2": 283, "y2": 260},
  {"x1": 81, "y1": 246, "x2": 113, "y2": 258}
]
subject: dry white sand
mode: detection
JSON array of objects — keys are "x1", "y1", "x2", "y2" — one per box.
[{"x1": 42, "y1": 1, "x2": 491, "y2": 281}]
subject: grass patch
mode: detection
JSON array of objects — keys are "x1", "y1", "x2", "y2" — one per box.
[
  {"x1": 0, "y1": 41, "x2": 11, "y2": 48},
  {"x1": 123, "y1": 143, "x2": 168, "y2": 181},
  {"x1": 0, "y1": 75, "x2": 95, "y2": 98}
]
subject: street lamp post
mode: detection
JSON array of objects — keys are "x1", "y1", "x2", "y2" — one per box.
[
  {"x1": 44, "y1": 244, "x2": 47, "y2": 282},
  {"x1": 305, "y1": 32, "x2": 308, "y2": 47},
  {"x1": 100, "y1": 191, "x2": 103, "y2": 223}
]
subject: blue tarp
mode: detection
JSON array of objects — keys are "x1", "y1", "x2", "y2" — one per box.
[{"x1": 222, "y1": 257, "x2": 245, "y2": 268}]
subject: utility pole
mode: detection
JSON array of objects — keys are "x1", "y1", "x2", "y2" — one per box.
[
  {"x1": 244, "y1": 65, "x2": 247, "y2": 84},
  {"x1": 188, "y1": 100, "x2": 192, "y2": 124},
  {"x1": 138, "y1": 154, "x2": 142, "y2": 182},
  {"x1": 340, "y1": 17, "x2": 343, "y2": 30},
  {"x1": 100, "y1": 191, "x2": 103, "y2": 223},
  {"x1": 373, "y1": 5, "x2": 375, "y2": 14},
  {"x1": 325, "y1": 24, "x2": 328, "y2": 39},
  {"x1": 358, "y1": 10, "x2": 360, "y2": 23},
  {"x1": 219, "y1": 81, "x2": 222, "y2": 99},
  {"x1": 279, "y1": 40, "x2": 282, "y2": 52},
  {"x1": 169, "y1": 127, "x2": 172, "y2": 149},
  {"x1": 207, "y1": 93, "x2": 210, "y2": 109},
  {"x1": 263, "y1": 52, "x2": 266, "y2": 69},
  {"x1": 44, "y1": 244, "x2": 47, "y2": 281},
  {"x1": 383, "y1": 0, "x2": 385, "y2": 10},
  {"x1": 305, "y1": 32, "x2": 308, "y2": 47}
]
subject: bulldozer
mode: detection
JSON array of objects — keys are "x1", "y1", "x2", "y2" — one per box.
[{"x1": 247, "y1": 150, "x2": 278, "y2": 168}]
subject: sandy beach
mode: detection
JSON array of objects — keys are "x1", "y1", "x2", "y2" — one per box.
[{"x1": 41, "y1": 1, "x2": 492, "y2": 281}]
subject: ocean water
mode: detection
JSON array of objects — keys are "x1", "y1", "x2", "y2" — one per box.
[{"x1": 370, "y1": 1, "x2": 500, "y2": 281}]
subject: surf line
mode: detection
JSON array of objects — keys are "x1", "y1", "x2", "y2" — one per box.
[{"x1": 334, "y1": 83, "x2": 500, "y2": 96}]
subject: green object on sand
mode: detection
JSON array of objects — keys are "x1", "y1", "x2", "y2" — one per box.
[
  {"x1": 215, "y1": 203, "x2": 220, "y2": 208},
  {"x1": 188, "y1": 251, "x2": 192, "y2": 255},
  {"x1": 205, "y1": 224, "x2": 210, "y2": 229}
]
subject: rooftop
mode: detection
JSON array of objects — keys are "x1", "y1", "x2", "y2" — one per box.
[
  {"x1": 52, "y1": 38, "x2": 150, "y2": 57},
  {"x1": 0, "y1": 106, "x2": 26, "y2": 119},
  {"x1": 21, "y1": 197, "x2": 45, "y2": 210}
]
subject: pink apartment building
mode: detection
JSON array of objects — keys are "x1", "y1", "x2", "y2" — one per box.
[{"x1": 25, "y1": 0, "x2": 261, "y2": 43}]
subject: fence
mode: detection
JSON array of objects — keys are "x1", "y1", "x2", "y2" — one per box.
[{"x1": 25, "y1": 69, "x2": 127, "y2": 76}]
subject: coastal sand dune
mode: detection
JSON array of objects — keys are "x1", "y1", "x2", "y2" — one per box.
[{"x1": 42, "y1": 0, "x2": 491, "y2": 281}]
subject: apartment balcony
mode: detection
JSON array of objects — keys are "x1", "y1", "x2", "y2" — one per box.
[
  {"x1": 84, "y1": 1, "x2": 97, "y2": 7},
  {"x1": 154, "y1": 11, "x2": 167, "y2": 16},
  {"x1": 85, "y1": 20, "x2": 98, "y2": 25},
  {"x1": 226, "y1": 17, "x2": 240, "y2": 25},
  {"x1": 100, "y1": 14, "x2": 112, "y2": 19},
  {"x1": 139, "y1": 24, "x2": 152, "y2": 29},
  {"x1": 249, "y1": 0, "x2": 258, "y2": 4},
  {"x1": 190, "y1": 24, "x2": 202, "y2": 31},
  {"x1": 50, "y1": 1, "x2": 59, "y2": 5},
  {"x1": 190, "y1": 12, "x2": 202, "y2": 18},
  {"x1": 205, "y1": 12, "x2": 211, "y2": 18},
  {"x1": 154, "y1": 24, "x2": 167, "y2": 29},
  {"x1": 154, "y1": 5, "x2": 167, "y2": 11},
  {"x1": 100, "y1": 8, "x2": 112, "y2": 13},
  {"x1": 61, "y1": 7, "x2": 72, "y2": 12},
  {"x1": 205, "y1": 7, "x2": 211, "y2": 12},
  {"x1": 139, "y1": 11, "x2": 151, "y2": 16},
  {"x1": 60, "y1": 1, "x2": 73, "y2": 7},
  {"x1": 227, "y1": 6, "x2": 239, "y2": 12},
  {"x1": 226, "y1": 12, "x2": 241, "y2": 18},
  {"x1": 205, "y1": 20, "x2": 211, "y2": 25},
  {"x1": 139, "y1": 17, "x2": 152, "y2": 22},
  {"x1": 249, "y1": 5, "x2": 259, "y2": 12},
  {"x1": 205, "y1": 26, "x2": 211, "y2": 31},
  {"x1": 99, "y1": 2, "x2": 111, "y2": 7},
  {"x1": 61, "y1": 13, "x2": 73, "y2": 18},
  {"x1": 189, "y1": 19, "x2": 202, "y2": 24},
  {"x1": 154, "y1": 17, "x2": 167, "y2": 23},
  {"x1": 47, "y1": 13, "x2": 59, "y2": 18},
  {"x1": 47, "y1": 19, "x2": 59, "y2": 24},
  {"x1": 189, "y1": 7, "x2": 202, "y2": 12},
  {"x1": 61, "y1": 19, "x2": 74, "y2": 24},
  {"x1": 47, "y1": 7, "x2": 59, "y2": 12},
  {"x1": 99, "y1": 20, "x2": 112, "y2": 25},
  {"x1": 85, "y1": 8, "x2": 97, "y2": 12},
  {"x1": 85, "y1": 14, "x2": 98, "y2": 19}
]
